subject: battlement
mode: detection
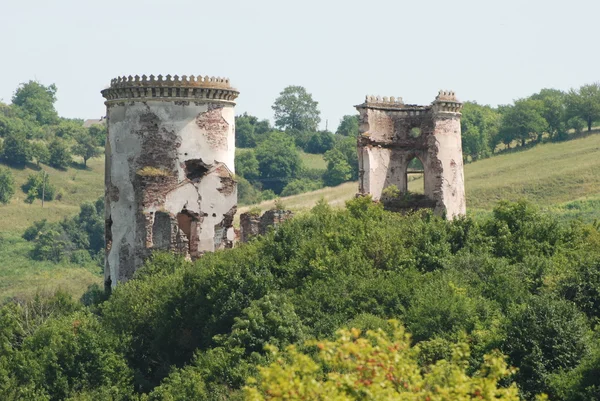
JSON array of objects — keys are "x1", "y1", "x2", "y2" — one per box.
[
  {"x1": 433, "y1": 90, "x2": 462, "y2": 113},
  {"x1": 356, "y1": 91, "x2": 462, "y2": 113},
  {"x1": 356, "y1": 95, "x2": 430, "y2": 111},
  {"x1": 101, "y1": 74, "x2": 239, "y2": 104},
  {"x1": 434, "y1": 90, "x2": 458, "y2": 102}
]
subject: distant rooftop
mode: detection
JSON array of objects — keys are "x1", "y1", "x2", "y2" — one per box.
[{"x1": 83, "y1": 117, "x2": 106, "y2": 128}]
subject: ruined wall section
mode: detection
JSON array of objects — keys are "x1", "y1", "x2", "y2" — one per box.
[
  {"x1": 102, "y1": 75, "x2": 239, "y2": 288},
  {"x1": 356, "y1": 92, "x2": 465, "y2": 219}
]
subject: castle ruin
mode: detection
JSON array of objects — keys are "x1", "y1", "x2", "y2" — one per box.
[
  {"x1": 355, "y1": 91, "x2": 466, "y2": 218},
  {"x1": 101, "y1": 74, "x2": 239, "y2": 289}
]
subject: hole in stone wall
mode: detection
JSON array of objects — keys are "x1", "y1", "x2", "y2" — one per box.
[
  {"x1": 177, "y1": 209, "x2": 200, "y2": 255},
  {"x1": 105, "y1": 216, "x2": 113, "y2": 251},
  {"x1": 409, "y1": 127, "x2": 422, "y2": 138},
  {"x1": 184, "y1": 159, "x2": 210, "y2": 182},
  {"x1": 406, "y1": 156, "x2": 424, "y2": 194},
  {"x1": 152, "y1": 211, "x2": 172, "y2": 250}
]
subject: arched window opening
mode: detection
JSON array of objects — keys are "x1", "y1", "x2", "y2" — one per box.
[
  {"x1": 177, "y1": 209, "x2": 200, "y2": 256},
  {"x1": 406, "y1": 157, "x2": 424, "y2": 194},
  {"x1": 409, "y1": 127, "x2": 422, "y2": 138}
]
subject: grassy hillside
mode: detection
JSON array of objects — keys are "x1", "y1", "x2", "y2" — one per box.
[
  {"x1": 240, "y1": 134, "x2": 600, "y2": 221},
  {"x1": 1, "y1": 157, "x2": 104, "y2": 233},
  {"x1": 0, "y1": 157, "x2": 104, "y2": 301}
]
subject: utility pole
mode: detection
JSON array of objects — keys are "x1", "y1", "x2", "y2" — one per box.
[{"x1": 41, "y1": 170, "x2": 46, "y2": 208}]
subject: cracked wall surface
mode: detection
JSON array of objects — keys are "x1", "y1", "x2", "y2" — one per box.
[
  {"x1": 356, "y1": 92, "x2": 466, "y2": 219},
  {"x1": 101, "y1": 75, "x2": 239, "y2": 288}
]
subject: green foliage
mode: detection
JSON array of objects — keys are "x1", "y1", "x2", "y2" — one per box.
[
  {"x1": 48, "y1": 138, "x2": 72, "y2": 169},
  {"x1": 503, "y1": 295, "x2": 590, "y2": 399},
  {"x1": 23, "y1": 197, "x2": 104, "y2": 262},
  {"x1": 0, "y1": 167, "x2": 15, "y2": 204},
  {"x1": 11, "y1": 81, "x2": 58, "y2": 126},
  {"x1": 30, "y1": 141, "x2": 50, "y2": 167},
  {"x1": 461, "y1": 102, "x2": 500, "y2": 160},
  {"x1": 72, "y1": 131, "x2": 101, "y2": 167},
  {"x1": 281, "y1": 178, "x2": 322, "y2": 197},
  {"x1": 255, "y1": 131, "x2": 302, "y2": 193},
  {"x1": 323, "y1": 148, "x2": 351, "y2": 186},
  {"x1": 272, "y1": 86, "x2": 321, "y2": 132},
  {"x1": 53, "y1": 120, "x2": 86, "y2": 139},
  {"x1": 530, "y1": 88, "x2": 567, "y2": 139},
  {"x1": 336, "y1": 114, "x2": 360, "y2": 137},
  {"x1": 7, "y1": 311, "x2": 132, "y2": 400},
  {"x1": 87, "y1": 124, "x2": 107, "y2": 147},
  {"x1": 235, "y1": 149, "x2": 260, "y2": 182},
  {"x1": 305, "y1": 130, "x2": 335, "y2": 154},
  {"x1": 245, "y1": 322, "x2": 524, "y2": 400},
  {"x1": 2, "y1": 130, "x2": 31, "y2": 165},
  {"x1": 549, "y1": 341, "x2": 600, "y2": 401},
  {"x1": 22, "y1": 170, "x2": 56, "y2": 202},
  {"x1": 499, "y1": 99, "x2": 548, "y2": 147},
  {"x1": 566, "y1": 82, "x2": 600, "y2": 132}
]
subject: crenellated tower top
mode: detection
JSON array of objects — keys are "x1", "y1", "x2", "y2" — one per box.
[
  {"x1": 356, "y1": 90, "x2": 462, "y2": 114},
  {"x1": 101, "y1": 74, "x2": 239, "y2": 105}
]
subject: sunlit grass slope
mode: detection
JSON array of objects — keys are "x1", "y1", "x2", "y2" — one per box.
[
  {"x1": 0, "y1": 156, "x2": 104, "y2": 234},
  {"x1": 0, "y1": 157, "x2": 104, "y2": 302},
  {"x1": 240, "y1": 134, "x2": 600, "y2": 221}
]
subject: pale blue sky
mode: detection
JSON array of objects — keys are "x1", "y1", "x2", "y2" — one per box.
[{"x1": 1, "y1": 0, "x2": 598, "y2": 130}]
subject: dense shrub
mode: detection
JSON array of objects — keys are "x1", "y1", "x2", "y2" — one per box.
[
  {"x1": 0, "y1": 167, "x2": 15, "y2": 204},
  {"x1": 6, "y1": 199, "x2": 600, "y2": 398}
]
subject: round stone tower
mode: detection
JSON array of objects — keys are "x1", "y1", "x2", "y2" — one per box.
[{"x1": 101, "y1": 74, "x2": 239, "y2": 289}]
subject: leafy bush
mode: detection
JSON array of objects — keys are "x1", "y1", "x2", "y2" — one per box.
[
  {"x1": 245, "y1": 321, "x2": 524, "y2": 400},
  {"x1": 48, "y1": 138, "x2": 71, "y2": 169},
  {"x1": 0, "y1": 167, "x2": 15, "y2": 204},
  {"x1": 281, "y1": 178, "x2": 322, "y2": 197},
  {"x1": 22, "y1": 170, "x2": 56, "y2": 202}
]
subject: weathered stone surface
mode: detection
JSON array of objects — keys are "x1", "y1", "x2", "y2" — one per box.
[
  {"x1": 355, "y1": 91, "x2": 466, "y2": 219},
  {"x1": 101, "y1": 75, "x2": 239, "y2": 289},
  {"x1": 239, "y1": 209, "x2": 294, "y2": 243}
]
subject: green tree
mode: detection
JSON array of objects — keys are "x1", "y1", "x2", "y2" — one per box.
[
  {"x1": 1, "y1": 130, "x2": 30, "y2": 165},
  {"x1": 503, "y1": 295, "x2": 590, "y2": 399},
  {"x1": 272, "y1": 86, "x2": 321, "y2": 132},
  {"x1": 30, "y1": 141, "x2": 50, "y2": 167},
  {"x1": 530, "y1": 89, "x2": 567, "y2": 140},
  {"x1": 255, "y1": 131, "x2": 302, "y2": 193},
  {"x1": 235, "y1": 149, "x2": 260, "y2": 182},
  {"x1": 54, "y1": 119, "x2": 86, "y2": 139},
  {"x1": 566, "y1": 83, "x2": 600, "y2": 132},
  {"x1": 245, "y1": 322, "x2": 525, "y2": 400},
  {"x1": 281, "y1": 178, "x2": 322, "y2": 197},
  {"x1": 336, "y1": 114, "x2": 360, "y2": 137},
  {"x1": 0, "y1": 167, "x2": 15, "y2": 204},
  {"x1": 88, "y1": 123, "x2": 107, "y2": 147},
  {"x1": 48, "y1": 138, "x2": 71, "y2": 169},
  {"x1": 22, "y1": 170, "x2": 56, "y2": 202},
  {"x1": 72, "y1": 132, "x2": 101, "y2": 167},
  {"x1": 236, "y1": 113, "x2": 257, "y2": 148},
  {"x1": 31, "y1": 228, "x2": 69, "y2": 262},
  {"x1": 11, "y1": 80, "x2": 59, "y2": 125},
  {"x1": 323, "y1": 148, "x2": 352, "y2": 186},
  {"x1": 461, "y1": 102, "x2": 500, "y2": 160},
  {"x1": 499, "y1": 99, "x2": 547, "y2": 147},
  {"x1": 305, "y1": 131, "x2": 335, "y2": 154}
]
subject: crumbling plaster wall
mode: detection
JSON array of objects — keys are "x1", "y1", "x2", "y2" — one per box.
[{"x1": 105, "y1": 101, "x2": 236, "y2": 286}]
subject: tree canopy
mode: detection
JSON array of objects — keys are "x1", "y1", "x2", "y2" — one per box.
[
  {"x1": 11, "y1": 80, "x2": 59, "y2": 125},
  {"x1": 272, "y1": 86, "x2": 321, "y2": 132}
]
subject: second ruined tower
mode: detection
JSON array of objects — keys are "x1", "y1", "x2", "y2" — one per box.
[
  {"x1": 356, "y1": 91, "x2": 466, "y2": 218},
  {"x1": 101, "y1": 74, "x2": 239, "y2": 289}
]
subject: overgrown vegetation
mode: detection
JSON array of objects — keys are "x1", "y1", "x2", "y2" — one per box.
[{"x1": 1, "y1": 198, "x2": 599, "y2": 399}]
